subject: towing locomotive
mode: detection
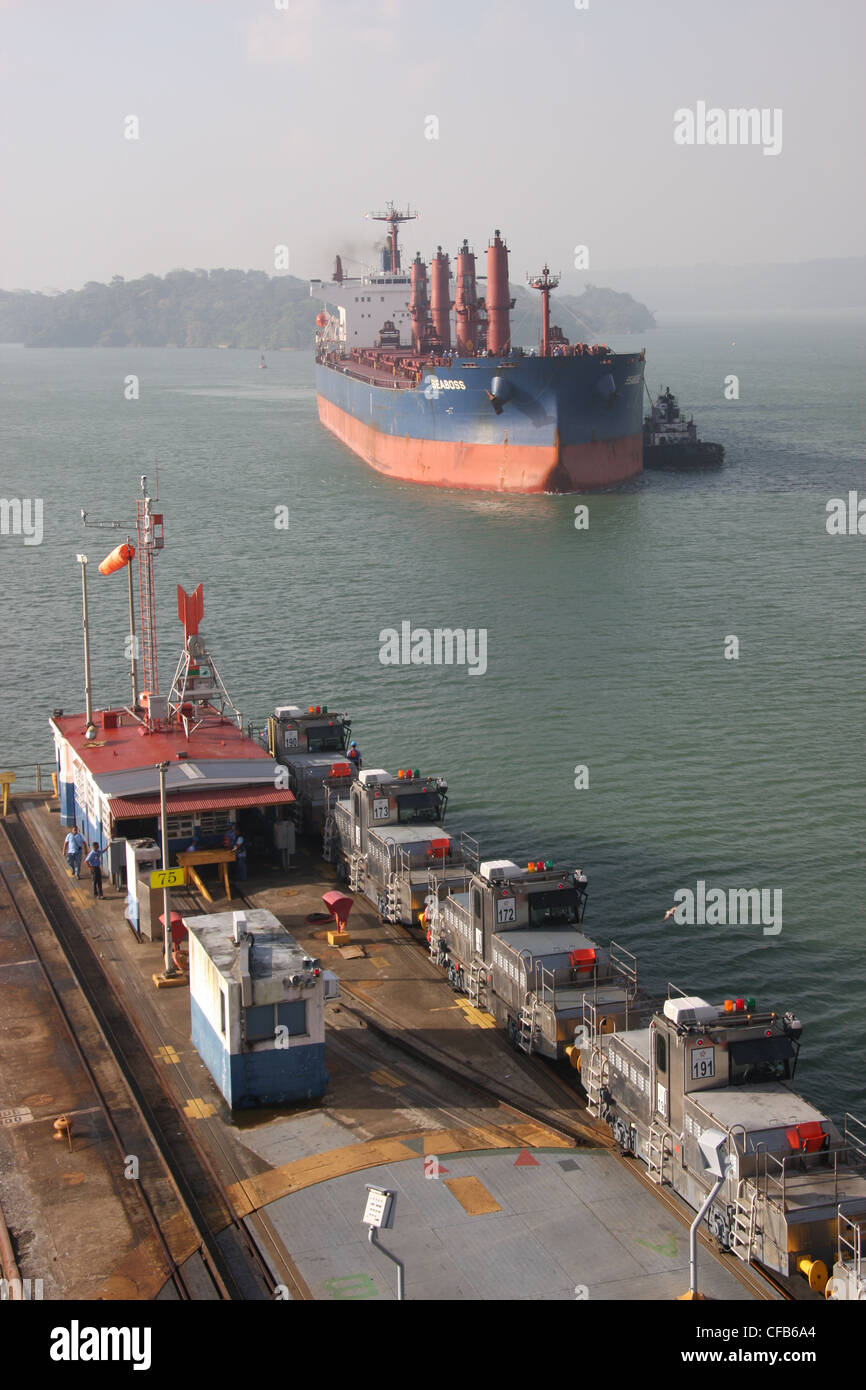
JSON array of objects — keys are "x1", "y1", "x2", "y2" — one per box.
[
  {"x1": 578, "y1": 988, "x2": 866, "y2": 1292},
  {"x1": 268, "y1": 703, "x2": 354, "y2": 832},
  {"x1": 266, "y1": 700, "x2": 866, "y2": 1296},
  {"x1": 427, "y1": 858, "x2": 638, "y2": 1060},
  {"x1": 322, "y1": 765, "x2": 477, "y2": 922}
]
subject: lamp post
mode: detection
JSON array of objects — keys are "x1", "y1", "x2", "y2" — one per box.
[
  {"x1": 76, "y1": 554, "x2": 93, "y2": 726},
  {"x1": 157, "y1": 761, "x2": 176, "y2": 977},
  {"x1": 362, "y1": 1185, "x2": 404, "y2": 1300}
]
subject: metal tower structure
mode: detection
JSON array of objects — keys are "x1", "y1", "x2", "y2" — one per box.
[
  {"x1": 80, "y1": 474, "x2": 163, "y2": 705},
  {"x1": 526, "y1": 265, "x2": 560, "y2": 358},
  {"x1": 368, "y1": 202, "x2": 418, "y2": 273},
  {"x1": 135, "y1": 477, "x2": 164, "y2": 694},
  {"x1": 168, "y1": 584, "x2": 242, "y2": 733}
]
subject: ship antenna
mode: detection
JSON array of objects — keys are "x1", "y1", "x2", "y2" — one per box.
[
  {"x1": 368, "y1": 201, "x2": 418, "y2": 273},
  {"x1": 526, "y1": 264, "x2": 560, "y2": 358}
]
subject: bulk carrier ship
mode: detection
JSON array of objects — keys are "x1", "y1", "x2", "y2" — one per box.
[{"x1": 310, "y1": 204, "x2": 646, "y2": 494}]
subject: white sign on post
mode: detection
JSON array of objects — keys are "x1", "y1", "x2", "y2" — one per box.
[{"x1": 363, "y1": 1186, "x2": 395, "y2": 1229}]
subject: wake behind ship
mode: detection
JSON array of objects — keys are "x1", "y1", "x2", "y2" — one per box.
[{"x1": 310, "y1": 204, "x2": 646, "y2": 494}]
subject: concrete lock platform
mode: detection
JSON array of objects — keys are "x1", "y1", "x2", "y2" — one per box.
[{"x1": 7, "y1": 797, "x2": 763, "y2": 1301}]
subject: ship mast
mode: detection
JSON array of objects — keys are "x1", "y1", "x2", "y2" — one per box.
[
  {"x1": 526, "y1": 265, "x2": 560, "y2": 358},
  {"x1": 368, "y1": 202, "x2": 418, "y2": 273}
]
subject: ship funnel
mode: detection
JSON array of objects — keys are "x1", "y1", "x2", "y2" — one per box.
[
  {"x1": 409, "y1": 252, "x2": 430, "y2": 355},
  {"x1": 455, "y1": 239, "x2": 479, "y2": 356},
  {"x1": 486, "y1": 229, "x2": 512, "y2": 356},
  {"x1": 430, "y1": 246, "x2": 451, "y2": 351}
]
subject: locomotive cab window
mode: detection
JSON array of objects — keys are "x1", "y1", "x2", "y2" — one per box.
[
  {"x1": 305, "y1": 724, "x2": 345, "y2": 753},
  {"x1": 396, "y1": 790, "x2": 440, "y2": 823},
  {"x1": 655, "y1": 1031, "x2": 667, "y2": 1076},
  {"x1": 527, "y1": 889, "x2": 580, "y2": 927},
  {"x1": 728, "y1": 1036, "x2": 795, "y2": 1085}
]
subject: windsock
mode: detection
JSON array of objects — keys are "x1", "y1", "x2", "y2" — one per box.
[{"x1": 98, "y1": 542, "x2": 135, "y2": 575}]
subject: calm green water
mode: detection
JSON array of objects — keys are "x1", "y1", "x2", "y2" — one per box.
[{"x1": 2, "y1": 320, "x2": 864, "y2": 1119}]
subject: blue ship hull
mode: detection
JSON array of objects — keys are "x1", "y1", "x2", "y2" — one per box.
[{"x1": 315, "y1": 349, "x2": 645, "y2": 492}]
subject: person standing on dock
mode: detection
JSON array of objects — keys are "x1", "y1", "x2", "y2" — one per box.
[
  {"x1": 234, "y1": 835, "x2": 248, "y2": 882},
  {"x1": 63, "y1": 827, "x2": 85, "y2": 879},
  {"x1": 84, "y1": 841, "x2": 108, "y2": 898}
]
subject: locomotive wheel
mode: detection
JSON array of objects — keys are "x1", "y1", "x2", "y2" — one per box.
[
  {"x1": 447, "y1": 963, "x2": 459, "y2": 990},
  {"x1": 506, "y1": 1017, "x2": 519, "y2": 1049}
]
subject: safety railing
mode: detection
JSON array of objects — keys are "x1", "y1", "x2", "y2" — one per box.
[{"x1": 0, "y1": 760, "x2": 57, "y2": 795}]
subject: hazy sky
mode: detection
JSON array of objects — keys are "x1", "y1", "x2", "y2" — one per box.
[{"x1": 2, "y1": 0, "x2": 864, "y2": 292}]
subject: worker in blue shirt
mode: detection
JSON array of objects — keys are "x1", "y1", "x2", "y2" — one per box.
[
  {"x1": 347, "y1": 740, "x2": 362, "y2": 772},
  {"x1": 63, "y1": 827, "x2": 85, "y2": 879},
  {"x1": 84, "y1": 841, "x2": 108, "y2": 898}
]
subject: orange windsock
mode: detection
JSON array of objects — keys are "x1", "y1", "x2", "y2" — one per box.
[{"x1": 98, "y1": 543, "x2": 135, "y2": 575}]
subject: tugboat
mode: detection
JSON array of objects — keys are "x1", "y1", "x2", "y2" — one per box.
[{"x1": 643, "y1": 386, "x2": 724, "y2": 469}]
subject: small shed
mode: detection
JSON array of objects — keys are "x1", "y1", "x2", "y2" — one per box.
[{"x1": 185, "y1": 907, "x2": 329, "y2": 1108}]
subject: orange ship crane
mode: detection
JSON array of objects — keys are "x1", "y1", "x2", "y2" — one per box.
[
  {"x1": 368, "y1": 202, "x2": 418, "y2": 273},
  {"x1": 527, "y1": 265, "x2": 560, "y2": 358}
]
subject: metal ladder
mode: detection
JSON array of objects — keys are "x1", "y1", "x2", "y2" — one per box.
[
  {"x1": 730, "y1": 1185, "x2": 759, "y2": 1263},
  {"x1": 517, "y1": 997, "x2": 539, "y2": 1053},
  {"x1": 383, "y1": 871, "x2": 400, "y2": 922},
  {"x1": 583, "y1": 1048, "x2": 605, "y2": 1116},
  {"x1": 322, "y1": 816, "x2": 335, "y2": 863},
  {"x1": 646, "y1": 1123, "x2": 670, "y2": 1185},
  {"x1": 466, "y1": 960, "x2": 485, "y2": 1007},
  {"x1": 348, "y1": 852, "x2": 366, "y2": 893}
]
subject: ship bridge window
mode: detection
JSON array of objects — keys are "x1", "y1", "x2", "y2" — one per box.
[
  {"x1": 396, "y1": 790, "x2": 441, "y2": 823},
  {"x1": 305, "y1": 723, "x2": 345, "y2": 753},
  {"x1": 729, "y1": 1036, "x2": 795, "y2": 1085},
  {"x1": 527, "y1": 889, "x2": 580, "y2": 928}
]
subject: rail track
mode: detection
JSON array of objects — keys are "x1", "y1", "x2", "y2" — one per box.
[{"x1": 0, "y1": 809, "x2": 280, "y2": 1301}]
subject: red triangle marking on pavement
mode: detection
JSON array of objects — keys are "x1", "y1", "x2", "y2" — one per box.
[{"x1": 513, "y1": 1148, "x2": 540, "y2": 1167}]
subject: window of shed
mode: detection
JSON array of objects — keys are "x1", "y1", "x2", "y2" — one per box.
[
  {"x1": 245, "y1": 1004, "x2": 275, "y2": 1043},
  {"x1": 277, "y1": 1000, "x2": 308, "y2": 1036}
]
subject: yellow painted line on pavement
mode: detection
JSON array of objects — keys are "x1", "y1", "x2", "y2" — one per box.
[
  {"x1": 455, "y1": 998, "x2": 497, "y2": 1029},
  {"x1": 183, "y1": 1098, "x2": 217, "y2": 1119},
  {"x1": 369, "y1": 1067, "x2": 405, "y2": 1089}
]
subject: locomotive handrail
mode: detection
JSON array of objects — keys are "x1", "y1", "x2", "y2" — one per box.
[{"x1": 844, "y1": 1113, "x2": 866, "y2": 1165}]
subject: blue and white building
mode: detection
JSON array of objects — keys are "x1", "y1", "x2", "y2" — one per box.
[{"x1": 185, "y1": 908, "x2": 331, "y2": 1109}]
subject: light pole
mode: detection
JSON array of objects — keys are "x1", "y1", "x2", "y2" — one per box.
[
  {"x1": 157, "y1": 761, "x2": 176, "y2": 977},
  {"x1": 362, "y1": 1185, "x2": 404, "y2": 1300},
  {"x1": 76, "y1": 555, "x2": 93, "y2": 727},
  {"x1": 678, "y1": 1129, "x2": 729, "y2": 1300}
]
